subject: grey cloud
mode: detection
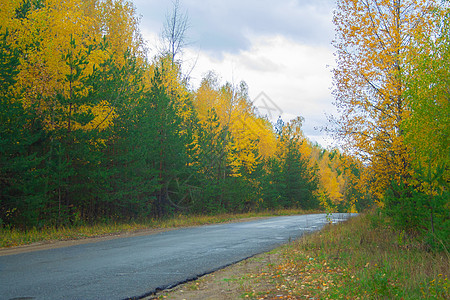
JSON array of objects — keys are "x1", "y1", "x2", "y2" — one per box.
[
  {"x1": 134, "y1": 0, "x2": 335, "y2": 57},
  {"x1": 237, "y1": 55, "x2": 283, "y2": 73}
]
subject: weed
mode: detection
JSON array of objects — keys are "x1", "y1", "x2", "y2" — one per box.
[{"x1": 186, "y1": 281, "x2": 201, "y2": 291}]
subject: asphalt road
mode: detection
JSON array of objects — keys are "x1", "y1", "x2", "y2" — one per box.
[{"x1": 0, "y1": 213, "x2": 355, "y2": 300}]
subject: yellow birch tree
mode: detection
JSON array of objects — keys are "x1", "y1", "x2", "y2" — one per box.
[{"x1": 332, "y1": 0, "x2": 438, "y2": 201}]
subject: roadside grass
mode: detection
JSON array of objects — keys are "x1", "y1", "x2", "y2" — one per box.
[
  {"x1": 0, "y1": 209, "x2": 317, "y2": 248},
  {"x1": 240, "y1": 212, "x2": 449, "y2": 299}
]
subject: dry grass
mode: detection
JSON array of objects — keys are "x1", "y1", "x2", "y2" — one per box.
[
  {"x1": 0, "y1": 209, "x2": 316, "y2": 248},
  {"x1": 239, "y1": 212, "x2": 449, "y2": 299}
]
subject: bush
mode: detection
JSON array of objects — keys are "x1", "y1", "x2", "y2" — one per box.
[{"x1": 384, "y1": 179, "x2": 449, "y2": 252}]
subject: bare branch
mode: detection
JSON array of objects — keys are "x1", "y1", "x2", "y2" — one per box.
[{"x1": 160, "y1": 0, "x2": 190, "y2": 64}]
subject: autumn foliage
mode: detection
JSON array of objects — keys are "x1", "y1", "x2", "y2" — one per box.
[
  {"x1": 0, "y1": 0, "x2": 363, "y2": 229},
  {"x1": 332, "y1": 0, "x2": 449, "y2": 248}
]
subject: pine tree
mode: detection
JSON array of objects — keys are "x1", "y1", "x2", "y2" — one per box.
[{"x1": 0, "y1": 30, "x2": 46, "y2": 227}]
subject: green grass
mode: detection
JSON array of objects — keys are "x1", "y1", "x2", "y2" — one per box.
[
  {"x1": 241, "y1": 211, "x2": 449, "y2": 299},
  {"x1": 0, "y1": 209, "x2": 316, "y2": 248}
]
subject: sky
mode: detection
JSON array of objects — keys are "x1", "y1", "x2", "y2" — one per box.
[{"x1": 133, "y1": 0, "x2": 338, "y2": 148}]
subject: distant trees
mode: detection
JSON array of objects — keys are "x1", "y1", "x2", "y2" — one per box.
[{"x1": 271, "y1": 117, "x2": 318, "y2": 210}]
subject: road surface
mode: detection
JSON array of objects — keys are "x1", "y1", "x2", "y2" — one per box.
[{"x1": 0, "y1": 213, "x2": 355, "y2": 300}]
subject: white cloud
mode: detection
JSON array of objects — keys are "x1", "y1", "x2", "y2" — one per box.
[{"x1": 185, "y1": 34, "x2": 336, "y2": 146}]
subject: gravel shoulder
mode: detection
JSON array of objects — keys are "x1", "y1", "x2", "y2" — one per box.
[{"x1": 148, "y1": 250, "x2": 283, "y2": 300}]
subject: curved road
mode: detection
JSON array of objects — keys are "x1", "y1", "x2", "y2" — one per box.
[{"x1": 0, "y1": 213, "x2": 355, "y2": 300}]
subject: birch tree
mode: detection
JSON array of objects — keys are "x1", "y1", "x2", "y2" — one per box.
[{"x1": 332, "y1": 0, "x2": 438, "y2": 200}]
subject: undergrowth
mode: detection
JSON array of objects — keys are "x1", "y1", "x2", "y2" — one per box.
[{"x1": 242, "y1": 212, "x2": 449, "y2": 299}]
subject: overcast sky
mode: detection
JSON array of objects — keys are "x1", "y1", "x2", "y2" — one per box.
[{"x1": 133, "y1": 0, "x2": 337, "y2": 147}]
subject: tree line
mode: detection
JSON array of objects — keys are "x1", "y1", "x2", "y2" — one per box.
[{"x1": 0, "y1": 0, "x2": 362, "y2": 229}]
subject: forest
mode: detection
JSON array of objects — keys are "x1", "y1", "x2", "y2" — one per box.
[
  {"x1": 0, "y1": 0, "x2": 448, "y2": 250},
  {"x1": 0, "y1": 0, "x2": 359, "y2": 229}
]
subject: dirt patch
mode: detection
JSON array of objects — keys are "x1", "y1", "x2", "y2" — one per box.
[{"x1": 147, "y1": 251, "x2": 282, "y2": 300}]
